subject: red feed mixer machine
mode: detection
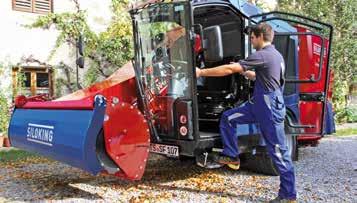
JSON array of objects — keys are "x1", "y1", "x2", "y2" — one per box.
[{"x1": 8, "y1": 0, "x2": 335, "y2": 179}]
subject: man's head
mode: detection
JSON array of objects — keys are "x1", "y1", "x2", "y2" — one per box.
[{"x1": 250, "y1": 23, "x2": 274, "y2": 50}]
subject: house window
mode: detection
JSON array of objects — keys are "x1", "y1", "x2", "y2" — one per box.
[
  {"x1": 23, "y1": 72, "x2": 31, "y2": 88},
  {"x1": 12, "y1": 66, "x2": 54, "y2": 98},
  {"x1": 12, "y1": 0, "x2": 53, "y2": 14},
  {"x1": 36, "y1": 72, "x2": 49, "y2": 88}
]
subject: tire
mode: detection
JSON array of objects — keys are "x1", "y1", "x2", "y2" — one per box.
[
  {"x1": 241, "y1": 116, "x2": 298, "y2": 175},
  {"x1": 240, "y1": 146, "x2": 279, "y2": 176},
  {"x1": 179, "y1": 155, "x2": 195, "y2": 162}
]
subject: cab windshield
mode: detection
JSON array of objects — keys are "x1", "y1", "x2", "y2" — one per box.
[
  {"x1": 134, "y1": 3, "x2": 193, "y2": 97},
  {"x1": 133, "y1": 3, "x2": 193, "y2": 136}
]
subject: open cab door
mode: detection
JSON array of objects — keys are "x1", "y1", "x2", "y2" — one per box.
[
  {"x1": 130, "y1": 1, "x2": 199, "y2": 156},
  {"x1": 248, "y1": 12, "x2": 333, "y2": 136}
]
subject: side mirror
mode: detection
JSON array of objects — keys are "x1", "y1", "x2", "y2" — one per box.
[
  {"x1": 77, "y1": 35, "x2": 84, "y2": 56},
  {"x1": 76, "y1": 57, "x2": 84, "y2": 69},
  {"x1": 76, "y1": 35, "x2": 84, "y2": 69},
  {"x1": 203, "y1": 25, "x2": 223, "y2": 62}
]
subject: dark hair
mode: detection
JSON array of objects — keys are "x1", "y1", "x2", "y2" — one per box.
[{"x1": 250, "y1": 23, "x2": 274, "y2": 42}]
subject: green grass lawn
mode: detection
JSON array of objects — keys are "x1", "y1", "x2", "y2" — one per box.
[
  {"x1": 0, "y1": 149, "x2": 38, "y2": 162},
  {"x1": 334, "y1": 128, "x2": 357, "y2": 137}
]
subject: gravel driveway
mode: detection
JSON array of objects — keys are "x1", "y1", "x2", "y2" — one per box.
[{"x1": 0, "y1": 135, "x2": 356, "y2": 203}]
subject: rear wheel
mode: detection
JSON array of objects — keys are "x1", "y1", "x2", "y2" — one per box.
[
  {"x1": 241, "y1": 117, "x2": 298, "y2": 175},
  {"x1": 240, "y1": 146, "x2": 279, "y2": 176}
]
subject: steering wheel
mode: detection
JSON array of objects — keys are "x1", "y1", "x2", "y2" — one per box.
[
  {"x1": 164, "y1": 59, "x2": 187, "y2": 76},
  {"x1": 151, "y1": 59, "x2": 186, "y2": 80}
]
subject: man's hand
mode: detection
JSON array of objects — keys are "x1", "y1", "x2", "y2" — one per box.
[
  {"x1": 196, "y1": 67, "x2": 202, "y2": 78},
  {"x1": 242, "y1": 70, "x2": 256, "y2": 80}
]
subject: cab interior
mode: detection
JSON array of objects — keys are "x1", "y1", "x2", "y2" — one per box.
[{"x1": 193, "y1": 5, "x2": 251, "y2": 137}]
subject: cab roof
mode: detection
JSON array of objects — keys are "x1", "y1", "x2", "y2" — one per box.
[{"x1": 129, "y1": 0, "x2": 296, "y2": 32}]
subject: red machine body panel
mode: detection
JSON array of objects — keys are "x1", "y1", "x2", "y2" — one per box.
[
  {"x1": 103, "y1": 101, "x2": 150, "y2": 180},
  {"x1": 21, "y1": 99, "x2": 94, "y2": 110}
]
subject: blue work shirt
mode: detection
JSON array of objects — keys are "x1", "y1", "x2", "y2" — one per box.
[{"x1": 239, "y1": 45, "x2": 285, "y2": 93}]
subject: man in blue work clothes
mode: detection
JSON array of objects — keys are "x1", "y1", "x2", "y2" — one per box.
[{"x1": 196, "y1": 23, "x2": 297, "y2": 203}]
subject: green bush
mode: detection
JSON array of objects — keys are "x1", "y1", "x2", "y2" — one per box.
[
  {"x1": 346, "y1": 106, "x2": 357, "y2": 123},
  {"x1": 335, "y1": 106, "x2": 357, "y2": 123},
  {"x1": 0, "y1": 92, "x2": 10, "y2": 135}
]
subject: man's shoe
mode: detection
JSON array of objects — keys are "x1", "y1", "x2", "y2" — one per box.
[
  {"x1": 269, "y1": 196, "x2": 297, "y2": 203},
  {"x1": 214, "y1": 154, "x2": 240, "y2": 170}
]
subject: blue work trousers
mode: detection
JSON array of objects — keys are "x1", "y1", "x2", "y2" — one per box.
[{"x1": 220, "y1": 89, "x2": 297, "y2": 199}]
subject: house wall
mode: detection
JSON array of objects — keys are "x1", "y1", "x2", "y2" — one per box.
[{"x1": 0, "y1": 0, "x2": 112, "y2": 96}]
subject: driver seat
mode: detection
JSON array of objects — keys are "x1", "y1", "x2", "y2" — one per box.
[{"x1": 197, "y1": 25, "x2": 236, "y2": 126}]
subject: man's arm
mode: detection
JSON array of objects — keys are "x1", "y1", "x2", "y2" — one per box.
[
  {"x1": 196, "y1": 51, "x2": 264, "y2": 78},
  {"x1": 196, "y1": 63, "x2": 244, "y2": 77}
]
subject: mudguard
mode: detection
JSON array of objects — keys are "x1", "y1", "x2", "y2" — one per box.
[{"x1": 8, "y1": 95, "x2": 106, "y2": 175}]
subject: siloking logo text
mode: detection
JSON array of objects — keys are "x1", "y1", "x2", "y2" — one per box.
[{"x1": 27, "y1": 123, "x2": 54, "y2": 146}]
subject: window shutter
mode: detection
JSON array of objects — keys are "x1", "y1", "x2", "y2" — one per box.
[
  {"x1": 33, "y1": 0, "x2": 52, "y2": 14},
  {"x1": 12, "y1": 0, "x2": 32, "y2": 12},
  {"x1": 12, "y1": 0, "x2": 53, "y2": 14}
]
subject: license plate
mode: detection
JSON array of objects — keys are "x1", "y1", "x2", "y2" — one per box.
[{"x1": 150, "y1": 143, "x2": 179, "y2": 157}]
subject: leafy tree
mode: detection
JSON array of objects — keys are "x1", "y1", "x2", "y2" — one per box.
[
  {"x1": 277, "y1": 0, "x2": 357, "y2": 122},
  {"x1": 26, "y1": 0, "x2": 133, "y2": 89}
]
